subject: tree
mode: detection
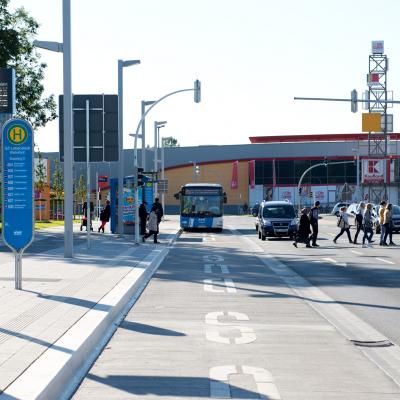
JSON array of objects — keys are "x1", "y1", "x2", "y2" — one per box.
[
  {"x1": 0, "y1": 0, "x2": 57, "y2": 129},
  {"x1": 52, "y1": 160, "x2": 64, "y2": 220},
  {"x1": 163, "y1": 136, "x2": 179, "y2": 147},
  {"x1": 34, "y1": 150, "x2": 47, "y2": 221}
]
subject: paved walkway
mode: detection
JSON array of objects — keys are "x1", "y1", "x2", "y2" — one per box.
[{"x1": 0, "y1": 217, "x2": 180, "y2": 397}]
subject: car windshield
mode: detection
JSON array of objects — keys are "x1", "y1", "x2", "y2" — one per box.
[
  {"x1": 263, "y1": 205, "x2": 295, "y2": 219},
  {"x1": 392, "y1": 205, "x2": 400, "y2": 215}
]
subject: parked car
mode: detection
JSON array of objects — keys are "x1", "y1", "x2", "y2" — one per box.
[
  {"x1": 255, "y1": 201, "x2": 298, "y2": 240},
  {"x1": 331, "y1": 202, "x2": 351, "y2": 217},
  {"x1": 251, "y1": 203, "x2": 260, "y2": 217}
]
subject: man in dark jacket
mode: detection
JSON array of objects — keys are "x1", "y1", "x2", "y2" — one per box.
[
  {"x1": 293, "y1": 208, "x2": 312, "y2": 248},
  {"x1": 98, "y1": 200, "x2": 111, "y2": 233},
  {"x1": 152, "y1": 197, "x2": 164, "y2": 224},
  {"x1": 309, "y1": 200, "x2": 320, "y2": 247},
  {"x1": 139, "y1": 201, "x2": 148, "y2": 242}
]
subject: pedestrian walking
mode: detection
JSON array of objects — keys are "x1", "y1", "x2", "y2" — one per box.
[
  {"x1": 98, "y1": 200, "x2": 111, "y2": 233},
  {"x1": 309, "y1": 201, "x2": 320, "y2": 247},
  {"x1": 152, "y1": 197, "x2": 164, "y2": 224},
  {"x1": 143, "y1": 205, "x2": 159, "y2": 243},
  {"x1": 379, "y1": 200, "x2": 387, "y2": 245},
  {"x1": 383, "y1": 203, "x2": 395, "y2": 246},
  {"x1": 139, "y1": 201, "x2": 148, "y2": 241},
  {"x1": 362, "y1": 203, "x2": 374, "y2": 246},
  {"x1": 293, "y1": 208, "x2": 312, "y2": 248},
  {"x1": 80, "y1": 201, "x2": 94, "y2": 232},
  {"x1": 353, "y1": 202, "x2": 366, "y2": 244},
  {"x1": 333, "y1": 206, "x2": 353, "y2": 244}
]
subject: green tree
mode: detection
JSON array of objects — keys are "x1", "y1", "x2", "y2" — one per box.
[
  {"x1": 52, "y1": 160, "x2": 63, "y2": 220},
  {"x1": 0, "y1": 0, "x2": 57, "y2": 128},
  {"x1": 163, "y1": 136, "x2": 179, "y2": 147},
  {"x1": 75, "y1": 174, "x2": 86, "y2": 204},
  {"x1": 34, "y1": 150, "x2": 47, "y2": 221}
]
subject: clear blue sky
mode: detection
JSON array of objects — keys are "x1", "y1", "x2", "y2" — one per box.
[{"x1": 9, "y1": 0, "x2": 400, "y2": 152}]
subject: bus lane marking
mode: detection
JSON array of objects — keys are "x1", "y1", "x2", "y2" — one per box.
[
  {"x1": 205, "y1": 311, "x2": 256, "y2": 345},
  {"x1": 203, "y1": 279, "x2": 237, "y2": 293},
  {"x1": 209, "y1": 365, "x2": 281, "y2": 399},
  {"x1": 204, "y1": 264, "x2": 230, "y2": 274}
]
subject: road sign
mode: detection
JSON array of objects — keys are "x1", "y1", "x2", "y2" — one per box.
[
  {"x1": 2, "y1": 118, "x2": 34, "y2": 289},
  {"x1": 362, "y1": 113, "x2": 381, "y2": 132},
  {"x1": 0, "y1": 68, "x2": 16, "y2": 114}
]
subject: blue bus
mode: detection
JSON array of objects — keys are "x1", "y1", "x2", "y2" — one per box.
[{"x1": 175, "y1": 183, "x2": 227, "y2": 231}]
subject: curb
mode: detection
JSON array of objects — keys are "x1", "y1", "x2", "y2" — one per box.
[{"x1": 1, "y1": 229, "x2": 181, "y2": 400}]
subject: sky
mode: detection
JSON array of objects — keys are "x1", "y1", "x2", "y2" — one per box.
[{"x1": 8, "y1": 0, "x2": 400, "y2": 152}]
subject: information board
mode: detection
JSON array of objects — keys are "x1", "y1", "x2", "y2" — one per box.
[
  {"x1": 0, "y1": 68, "x2": 16, "y2": 114},
  {"x1": 2, "y1": 119, "x2": 34, "y2": 251}
]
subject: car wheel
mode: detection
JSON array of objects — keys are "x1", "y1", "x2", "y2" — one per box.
[
  {"x1": 261, "y1": 232, "x2": 266, "y2": 241},
  {"x1": 335, "y1": 211, "x2": 340, "y2": 217}
]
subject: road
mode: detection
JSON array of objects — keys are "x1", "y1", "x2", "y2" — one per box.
[{"x1": 73, "y1": 215, "x2": 400, "y2": 399}]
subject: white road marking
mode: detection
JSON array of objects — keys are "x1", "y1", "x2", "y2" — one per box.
[
  {"x1": 351, "y1": 250, "x2": 363, "y2": 256},
  {"x1": 205, "y1": 311, "x2": 256, "y2": 345},
  {"x1": 322, "y1": 257, "x2": 347, "y2": 267},
  {"x1": 209, "y1": 365, "x2": 281, "y2": 399},
  {"x1": 203, "y1": 255, "x2": 224, "y2": 262},
  {"x1": 204, "y1": 264, "x2": 230, "y2": 274},
  {"x1": 375, "y1": 257, "x2": 394, "y2": 265},
  {"x1": 203, "y1": 279, "x2": 237, "y2": 293}
]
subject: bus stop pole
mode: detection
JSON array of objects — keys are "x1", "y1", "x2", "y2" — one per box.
[{"x1": 86, "y1": 100, "x2": 91, "y2": 249}]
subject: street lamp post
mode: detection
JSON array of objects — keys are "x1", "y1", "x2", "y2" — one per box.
[
  {"x1": 141, "y1": 100, "x2": 155, "y2": 170},
  {"x1": 33, "y1": 0, "x2": 73, "y2": 258},
  {"x1": 161, "y1": 137, "x2": 167, "y2": 217},
  {"x1": 154, "y1": 121, "x2": 167, "y2": 197},
  {"x1": 117, "y1": 59, "x2": 140, "y2": 237},
  {"x1": 132, "y1": 80, "x2": 201, "y2": 244}
]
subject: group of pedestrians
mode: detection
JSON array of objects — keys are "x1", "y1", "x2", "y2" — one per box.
[
  {"x1": 139, "y1": 197, "x2": 164, "y2": 243},
  {"x1": 293, "y1": 201, "x2": 320, "y2": 248}
]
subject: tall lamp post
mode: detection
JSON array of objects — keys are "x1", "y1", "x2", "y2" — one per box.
[
  {"x1": 117, "y1": 59, "x2": 140, "y2": 237},
  {"x1": 154, "y1": 121, "x2": 167, "y2": 197},
  {"x1": 34, "y1": 0, "x2": 73, "y2": 258},
  {"x1": 141, "y1": 100, "x2": 155, "y2": 170},
  {"x1": 132, "y1": 80, "x2": 201, "y2": 244}
]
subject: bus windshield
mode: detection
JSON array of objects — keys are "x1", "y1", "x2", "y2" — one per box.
[{"x1": 181, "y1": 194, "x2": 223, "y2": 217}]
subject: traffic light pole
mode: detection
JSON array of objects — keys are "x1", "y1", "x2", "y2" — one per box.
[{"x1": 297, "y1": 161, "x2": 354, "y2": 215}]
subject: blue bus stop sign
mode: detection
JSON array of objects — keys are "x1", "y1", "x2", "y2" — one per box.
[{"x1": 2, "y1": 118, "x2": 34, "y2": 252}]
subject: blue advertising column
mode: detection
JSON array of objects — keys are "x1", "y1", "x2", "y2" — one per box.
[{"x1": 2, "y1": 118, "x2": 34, "y2": 290}]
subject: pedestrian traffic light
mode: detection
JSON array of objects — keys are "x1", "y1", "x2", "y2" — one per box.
[
  {"x1": 351, "y1": 89, "x2": 358, "y2": 113},
  {"x1": 194, "y1": 79, "x2": 201, "y2": 103},
  {"x1": 137, "y1": 167, "x2": 145, "y2": 187},
  {"x1": 309, "y1": 191, "x2": 313, "y2": 198},
  {"x1": 298, "y1": 187, "x2": 302, "y2": 195}
]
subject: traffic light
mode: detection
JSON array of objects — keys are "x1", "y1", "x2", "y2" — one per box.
[
  {"x1": 298, "y1": 187, "x2": 302, "y2": 195},
  {"x1": 194, "y1": 79, "x2": 201, "y2": 103},
  {"x1": 309, "y1": 191, "x2": 313, "y2": 198},
  {"x1": 351, "y1": 89, "x2": 358, "y2": 113},
  {"x1": 137, "y1": 167, "x2": 145, "y2": 187}
]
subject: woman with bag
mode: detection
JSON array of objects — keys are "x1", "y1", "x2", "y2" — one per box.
[
  {"x1": 293, "y1": 208, "x2": 312, "y2": 248},
  {"x1": 333, "y1": 206, "x2": 353, "y2": 244},
  {"x1": 362, "y1": 203, "x2": 374, "y2": 246},
  {"x1": 143, "y1": 205, "x2": 159, "y2": 244},
  {"x1": 98, "y1": 200, "x2": 111, "y2": 233}
]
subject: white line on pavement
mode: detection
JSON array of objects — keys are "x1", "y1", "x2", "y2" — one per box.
[
  {"x1": 351, "y1": 250, "x2": 363, "y2": 256},
  {"x1": 375, "y1": 257, "x2": 395, "y2": 265}
]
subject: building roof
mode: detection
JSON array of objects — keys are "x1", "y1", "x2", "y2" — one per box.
[{"x1": 249, "y1": 133, "x2": 400, "y2": 143}]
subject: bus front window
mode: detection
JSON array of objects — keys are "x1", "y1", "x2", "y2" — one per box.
[{"x1": 182, "y1": 195, "x2": 222, "y2": 217}]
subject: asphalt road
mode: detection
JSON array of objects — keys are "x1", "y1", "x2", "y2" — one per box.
[
  {"x1": 233, "y1": 214, "x2": 400, "y2": 346},
  {"x1": 73, "y1": 216, "x2": 400, "y2": 399}
]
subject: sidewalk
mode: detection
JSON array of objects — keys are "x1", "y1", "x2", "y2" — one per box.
[{"x1": 0, "y1": 217, "x2": 181, "y2": 399}]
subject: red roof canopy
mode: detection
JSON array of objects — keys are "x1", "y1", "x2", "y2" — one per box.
[{"x1": 249, "y1": 133, "x2": 400, "y2": 144}]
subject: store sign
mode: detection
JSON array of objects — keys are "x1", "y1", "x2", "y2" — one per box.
[
  {"x1": 0, "y1": 68, "x2": 16, "y2": 114},
  {"x1": 362, "y1": 159, "x2": 385, "y2": 184},
  {"x1": 2, "y1": 118, "x2": 34, "y2": 251},
  {"x1": 372, "y1": 40, "x2": 384, "y2": 54}
]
